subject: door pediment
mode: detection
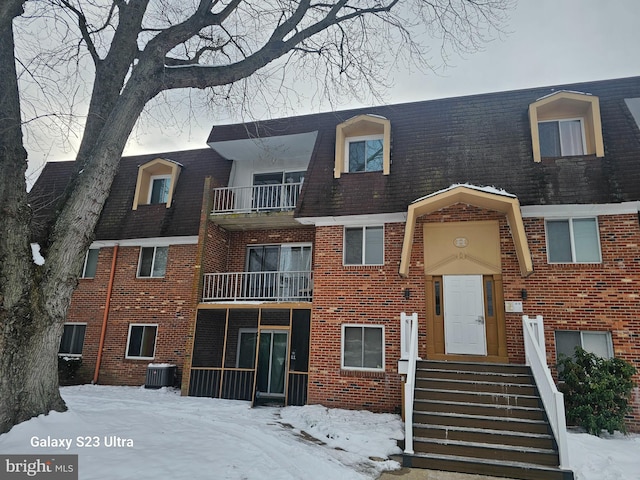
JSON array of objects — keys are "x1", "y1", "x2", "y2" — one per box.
[
  {"x1": 399, "y1": 185, "x2": 533, "y2": 277},
  {"x1": 424, "y1": 221, "x2": 501, "y2": 275}
]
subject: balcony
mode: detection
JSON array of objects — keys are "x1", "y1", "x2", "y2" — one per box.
[
  {"x1": 210, "y1": 183, "x2": 303, "y2": 229},
  {"x1": 202, "y1": 271, "x2": 313, "y2": 303}
]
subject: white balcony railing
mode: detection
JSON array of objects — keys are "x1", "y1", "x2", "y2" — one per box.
[
  {"x1": 522, "y1": 315, "x2": 570, "y2": 470},
  {"x1": 202, "y1": 271, "x2": 313, "y2": 302},
  {"x1": 403, "y1": 312, "x2": 419, "y2": 455},
  {"x1": 211, "y1": 182, "x2": 303, "y2": 214}
]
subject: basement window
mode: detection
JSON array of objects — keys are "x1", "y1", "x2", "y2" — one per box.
[
  {"x1": 555, "y1": 330, "x2": 613, "y2": 360},
  {"x1": 126, "y1": 324, "x2": 158, "y2": 359},
  {"x1": 58, "y1": 323, "x2": 86, "y2": 357}
]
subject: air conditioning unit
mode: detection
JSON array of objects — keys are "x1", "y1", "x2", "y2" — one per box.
[{"x1": 145, "y1": 364, "x2": 177, "y2": 389}]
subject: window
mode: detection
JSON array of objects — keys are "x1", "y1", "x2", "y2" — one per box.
[
  {"x1": 346, "y1": 136, "x2": 384, "y2": 173},
  {"x1": 58, "y1": 323, "x2": 86, "y2": 356},
  {"x1": 126, "y1": 324, "x2": 158, "y2": 359},
  {"x1": 335, "y1": 115, "x2": 391, "y2": 178},
  {"x1": 344, "y1": 226, "x2": 383, "y2": 265},
  {"x1": 132, "y1": 158, "x2": 181, "y2": 210},
  {"x1": 245, "y1": 244, "x2": 312, "y2": 299},
  {"x1": 138, "y1": 246, "x2": 168, "y2": 278},
  {"x1": 539, "y1": 119, "x2": 585, "y2": 157},
  {"x1": 546, "y1": 218, "x2": 601, "y2": 263},
  {"x1": 237, "y1": 329, "x2": 257, "y2": 368},
  {"x1": 252, "y1": 171, "x2": 305, "y2": 210},
  {"x1": 82, "y1": 248, "x2": 99, "y2": 279},
  {"x1": 342, "y1": 325, "x2": 384, "y2": 371},
  {"x1": 528, "y1": 91, "x2": 604, "y2": 163},
  {"x1": 149, "y1": 175, "x2": 171, "y2": 204},
  {"x1": 555, "y1": 330, "x2": 613, "y2": 360}
]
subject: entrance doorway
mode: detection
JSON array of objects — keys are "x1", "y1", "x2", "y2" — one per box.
[
  {"x1": 443, "y1": 275, "x2": 486, "y2": 355},
  {"x1": 256, "y1": 330, "x2": 288, "y2": 399}
]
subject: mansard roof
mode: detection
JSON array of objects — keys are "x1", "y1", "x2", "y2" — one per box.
[
  {"x1": 31, "y1": 76, "x2": 640, "y2": 241},
  {"x1": 29, "y1": 148, "x2": 231, "y2": 242},
  {"x1": 210, "y1": 76, "x2": 640, "y2": 218}
]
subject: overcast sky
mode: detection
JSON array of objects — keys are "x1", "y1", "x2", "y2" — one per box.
[{"x1": 25, "y1": 0, "x2": 640, "y2": 181}]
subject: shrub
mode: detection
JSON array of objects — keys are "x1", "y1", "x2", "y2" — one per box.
[{"x1": 557, "y1": 347, "x2": 636, "y2": 436}]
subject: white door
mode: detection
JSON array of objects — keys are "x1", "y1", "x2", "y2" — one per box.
[{"x1": 443, "y1": 275, "x2": 486, "y2": 355}]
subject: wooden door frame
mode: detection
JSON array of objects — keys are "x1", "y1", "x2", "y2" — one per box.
[{"x1": 425, "y1": 274, "x2": 508, "y2": 363}]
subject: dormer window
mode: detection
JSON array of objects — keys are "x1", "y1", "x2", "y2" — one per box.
[
  {"x1": 539, "y1": 118, "x2": 586, "y2": 157},
  {"x1": 335, "y1": 114, "x2": 391, "y2": 178},
  {"x1": 132, "y1": 158, "x2": 182, "y2": 210},
  {"x1": 149, "y1": 175, "x2": 171, "y2": 204},
  {"x1": 347, "y1": 135, "x2": 384, "y2": 173},
  {"x1": 529, "y1": 91, "x2": 604, "y2": 163}
]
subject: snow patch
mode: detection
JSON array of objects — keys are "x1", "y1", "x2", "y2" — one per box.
[
  {"x1": 30, "y1": 243, "x2": 45, "y2": 265},
  {"x1": 412, "y1": 183, "x2": 516, "y2": 204}
]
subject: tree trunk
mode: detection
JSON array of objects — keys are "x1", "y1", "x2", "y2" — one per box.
[{"x1": 0, "y1": 0, "x2": 66, "y2": 434}]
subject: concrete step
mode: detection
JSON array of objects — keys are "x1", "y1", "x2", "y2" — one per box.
[
  {"x1": 412, "y1": 437, "x2": 559, "y2": 466},
  {"x1": 415, "y1": 377, "x2": 538, "y2": 396},
  {"x1": 403, "y1": 452, "x2": 574, "y2": 480},
  {"x1": 412, "y1": 423, "x2": 555, "y2": 450},
  {"x1": 413, "y1": 410, "x2": 551, "y2": 435},
  {"x1": 416, "y1": 368, "x2": 534, "y2": 384},
  {"x1": 414, "y1": 387, "x2": 541, "y2": 408},
  {"x1": 417, "y1": 361, "x2": 531, "y2": 376},
  {"x1": 414, "y1": 399, "x2": 546, "y2": 421}
]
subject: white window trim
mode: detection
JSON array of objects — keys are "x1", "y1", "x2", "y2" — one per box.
[
  {"x1": 545, "y1": 217, "x2": 602, "y2": 264},
  {"x1": 81, "y1": 248, "x2": 99, "y2": 279},
  {"x1": 137, "y1": 246, "x2": 169, "y2": 278},
  {"x1": 344, "y1": 134, "x2": 384, "y2": 173},
  {"x1": 58, "y1": 322, "x2": 87, "y2": 358},
  {"x1": 343, "y1": 225, "x2": 384, "y2": 266},
  {"x1": 236, "y1": 328, "x2": 258, "y2": 369},
  {"x1": 538, "y1": 117, "x2": 587, "y2": 157},
  {"x1": 555, "y1": 330, "x2": 613, "y2": 359},
  {"x1": 148, "y1": 174, "x2": 172, "y2": 204},
  {"x1": 341, "y1": 324, "x2": 385, "y2": 372},
  {"x1": 125, "y1": 323, "x2": 158, "y2": 360}
]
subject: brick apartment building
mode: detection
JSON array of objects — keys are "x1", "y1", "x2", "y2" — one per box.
[{"x1": 30, "y1": 76, "x2": 640, "y2": 478}]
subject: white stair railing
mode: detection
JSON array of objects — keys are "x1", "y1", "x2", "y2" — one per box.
[
  {"x1": 403, "y1": 312, "x2": 419, "y2": 455},
  {"x1": 522, "y1": 315, "x2": 570, "y2": 470}
]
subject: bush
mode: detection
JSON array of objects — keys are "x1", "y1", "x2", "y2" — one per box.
[
  {"x1": 557, "y1": 347, "x2": 636, "y2": 436},
  {"x1": 58, "y1": 356, "x2": 83, "y2": 386}
]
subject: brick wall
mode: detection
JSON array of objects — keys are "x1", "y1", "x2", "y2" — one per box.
[
  {"x1": 67, "y1": 243, "x2": 197, "y2": 387},
  {"x1": 518, "y1": 214, "x2": 640, "y2": 431},
  {"x1": 308, "y1": 222, "x2": 424, "y2": 413},
  {"x1": 226, "y1": 227, "x2": 315, "y2": 271},
  {"x1": 308, "y1": 206, "x2": 640, "y2": 430}
]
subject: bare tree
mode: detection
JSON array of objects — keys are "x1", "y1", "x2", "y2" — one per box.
[{"x1": 0, "y1": 0, "x2": 512, "y2": 433}]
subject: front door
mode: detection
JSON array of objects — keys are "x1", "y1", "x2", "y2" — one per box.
[
  {"x1": 443, "y1": 275, "x2": 486, "y2": 355},
  {"x1": 256, "y1": 330, "x2": 288, "y2": 399}
]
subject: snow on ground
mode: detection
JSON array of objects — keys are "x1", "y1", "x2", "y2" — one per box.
[
  {"x1": 0, "y1": 385, "x2": 403, "y2": 480},
  {"x1": 0, "y1": 385, "x2": 638, "y2": 480}
]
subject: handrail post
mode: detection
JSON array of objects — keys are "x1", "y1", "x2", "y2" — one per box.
[
  {"x1": 522, "y1": 315, "x2": 570, "y2": 470},
  {"x1": 403, "y1": 312, "x2": 418, "y2": 455}
]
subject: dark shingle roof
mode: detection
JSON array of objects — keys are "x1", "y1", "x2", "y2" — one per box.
[
  {"x1": 29, "y1": 148, "x2": 231, "y2": 242},
  {"x1": 210, "y1": 76, "x2": 640, "y2": 218},
  {"x1": 31, "y1": 76, "x2": 640, "y2": 240}
]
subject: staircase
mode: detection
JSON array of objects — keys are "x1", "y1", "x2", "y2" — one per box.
[{"x1": 403, "y1": 361, "x2": 574, "y2": 480}]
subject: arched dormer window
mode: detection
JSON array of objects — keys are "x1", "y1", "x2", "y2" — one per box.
[
  {"x1": 334, "y1": 114, "x2": 391, "y2": 178},
  {"x1": 132, "y1": 158, "x2": 182, "y2": 210},
  {"x1": 529, "y1": 91, "x2": 604, "y2": 163}
]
